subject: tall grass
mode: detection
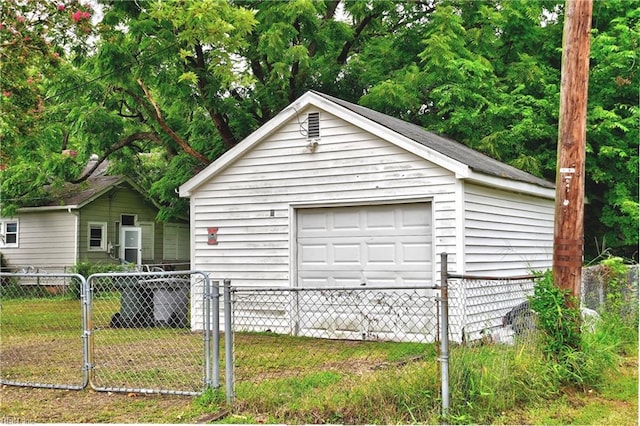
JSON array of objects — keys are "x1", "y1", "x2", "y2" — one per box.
[
  {"x1": 213, "y1": 307, "x2": 637, "y2": 425},
  {"x1": 209, "y1": 264, "x2": 638, "y2": 424}
]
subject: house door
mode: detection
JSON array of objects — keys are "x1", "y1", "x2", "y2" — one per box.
[{"x1": 121, "y1": 227, "x2": 142, "y2": 266}]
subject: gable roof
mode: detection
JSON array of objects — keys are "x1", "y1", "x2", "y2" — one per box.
[
  {"x1": 180, "y1": 91, "x2": 555, "y2": 198},
  {"x1": 17, "y1": 160, "x2": 149, "y2": 212}
]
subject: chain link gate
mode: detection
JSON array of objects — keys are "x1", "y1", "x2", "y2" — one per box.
[
  {"x1": 1, "y1": 270, "x2": 218, "y2": 396},
  {"x1": 87, "y1": 271, "x2": 215, "y2": 395},
  {"x1": 0, "y1": 272, "x2": 89, "y2": 390}
]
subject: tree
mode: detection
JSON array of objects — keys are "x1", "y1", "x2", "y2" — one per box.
[
  {"x1": 361, "y1": 0, "x2": 638, "y2": 260},
  {"x1": 1, "y1": 0, "x2": 96, "y2": 210},
  {"x1": 583, "y1": 1, "x2": 639, "y2": 259},
  {"x1": 3, "y1": 0, "x2": 428, "y2": 221},
  {"x1": 1, "y1": 0, "x2": 637, "y2": 260}
]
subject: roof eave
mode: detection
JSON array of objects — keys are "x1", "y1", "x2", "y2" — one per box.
[
  {"x1": 17, "y1": 205, "x2": 80, "y2": 213},
  {"x1": 16, "y1": 176, "x2": 132, "y2": 212},
  {"x1": 464, "y1": 170, "x2": 556, "y2": 199}
]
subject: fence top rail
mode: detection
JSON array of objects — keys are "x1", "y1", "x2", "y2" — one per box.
[
  {"x1": 87, "y1": 270, "x2": 208, "y2": 278},
  {"x1": 229, "y1": 284, "x2": 440, "y2": 293},
  {"x1": 445, "y1": 273, "x2": 541, "y2": 282},
  {"x1": 0, "y1": 272, "x2": 84, "y2": 278}
]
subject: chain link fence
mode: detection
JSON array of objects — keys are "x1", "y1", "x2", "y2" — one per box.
[
  {"x1": 582, "y1": 264, "x2": 639, "y2": 318},
  {"x1": 0, "y1": 272, "x2": 89, "y2": 390},
  {"x1": 448, "y1": 276, "x2": 539, "y2": 344},
  {"x1": 223, "y1": 283, "x2": 443, "y2": 404},
  {"x1": 6, "y1": 258, "x2": 635, "y2": 414},
  {"x1": 1, "y1": 270, "x2": 216, "y2": 396}
]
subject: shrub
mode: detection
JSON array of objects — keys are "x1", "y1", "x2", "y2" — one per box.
[
  {"x1": 529, "y1": 271, "x2": 581, "y2": 358},
  {"x1": 599, "y1": 257, "x2": 638, "y2": 324},
  {"x1": 70, "y1": 260, "x2": 124, "y2": 298}
]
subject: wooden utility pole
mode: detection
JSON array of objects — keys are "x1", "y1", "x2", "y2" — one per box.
[{"x1": 553, "y1": 0, "x2": 593, "y2": 303}]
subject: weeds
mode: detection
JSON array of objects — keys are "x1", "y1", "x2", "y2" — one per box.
[{"x1": 3, "y1": 260, "x2": 637, "y2": 424}]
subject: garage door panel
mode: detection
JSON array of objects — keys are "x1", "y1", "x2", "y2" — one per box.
[
  {"x1": 299, "y1": 245, "x2": 327, "y2": 264},
  {"x1": 333, "y1": 244, "x2": 360, "y2": 264},
  {"x1": 299, "y1": 277, "x2": 330, "y2": 287},
  {"x1": 367, "y1": 243, "x2": 397, "y2": 264},
  {"x1": 366, "y1": 209, "x2": 396, "y2": 229},
  {"x1": 333, "y1": 210, "x2": 360, "y2": 229},
  {"x1": 297, "y1": 203, "x2": 433, "y2": 289},
  {"x1": 402, "y1": 242, "x2": 432, "y2": 263},
  {"x1": 299, "y1": 212, "x2": 328, "y2": 231},
  {"x1": 401, "y1": 208, "x2": 432, "y2": 227}
]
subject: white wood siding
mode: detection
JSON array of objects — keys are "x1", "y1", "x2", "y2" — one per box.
[
  {"x1": 463, "y1": 183, "x2": 554, "y2": 275},
  {"x1": 191, "y1": 109, "x2": 459, "y2": 286},
  {"x1": 0, "y1": 211, "x2": 77, "y2": 271}
]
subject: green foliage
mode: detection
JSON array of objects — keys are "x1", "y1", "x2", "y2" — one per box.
[
  {"x1": 194, "y1": 387, "x2": 226, "y2": 409},
  {"x1": 2, "y1": 0, "x2": 638, "y2": 259},
  {"x1": 592, "y1": 257, "x2": 639, "y2": 354},
  {"x1": 447, "y1": 343, "x2": 556, "y2": 424},
  {"x1": 526, "y1": 265, "x2": 637, "y2": 390},
  {"x1": 71, "y1": 260, "x2": 123, "y2": 278},
  {"x1": 599, "y1": 257, "x2": 637, "y2": 319},
  {"x1": 69, "y1": 260, "x2": 124, "y2": 298},
  {"x1": 0, "y1": 0, "x2": 94, "y2": 142},
  {"x1": 529, "y1": 271, "x2": 581, "y2": 358}
]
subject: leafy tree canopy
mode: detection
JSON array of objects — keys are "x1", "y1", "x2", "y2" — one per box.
[{"x1": 1, "y1": 0, "x2": 637, "y2": 261}]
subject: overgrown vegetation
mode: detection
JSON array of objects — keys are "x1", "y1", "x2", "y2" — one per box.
[
  {"x1": 529, "y1": 271, "x2": 581, "y2": 357},
  {"x1": 210, "y1": 262, "x2": 638, "y2": 424},
  {"x1": 2, "y1": 260, "x2": 637, "y2": 423},
  {"x1": 71, "y1": 260, "x2": 124, "y2": 278}
]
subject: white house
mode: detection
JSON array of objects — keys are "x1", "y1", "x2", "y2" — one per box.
[{"x1": 180, "y1": 91, "x2": 556, "y2": 340}]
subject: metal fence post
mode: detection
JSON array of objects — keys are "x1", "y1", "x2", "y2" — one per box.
[
  {"x1": 439, "y1": 252, "x2": 450, "y2": 416},
  {"x1": 203, "y1": 275, "x2": 212, "y2": 389},
  {"x1": 223, "y1": 279, "x2": 234, "y2": 404},
  {"x1": 212, "y1": 280, "x2": 220, "y2": 389},
  {"x1": 81, "y1": 274, "x2": 91, "y2": 390}
]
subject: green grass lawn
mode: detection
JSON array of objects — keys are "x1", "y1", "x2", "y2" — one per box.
[{"x1": 1, "y1": 294, "x2": 637, "y2": 424}]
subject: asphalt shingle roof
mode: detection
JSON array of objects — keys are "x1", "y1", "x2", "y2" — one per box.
[
  {"x1": 34, "y1": 160, "x2": 125, "y2": 208},
  {"x1": 313, "y1": 91, "x2": 555, "y2": 189}
]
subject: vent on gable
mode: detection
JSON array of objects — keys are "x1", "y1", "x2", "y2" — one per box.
[{"x1": 307, "y1": 112, "x2": 320, "y2": 139}]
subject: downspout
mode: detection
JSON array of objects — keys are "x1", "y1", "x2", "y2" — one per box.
[{"x1": 68, "y1": 207, "x2": 80, "y2": 269}]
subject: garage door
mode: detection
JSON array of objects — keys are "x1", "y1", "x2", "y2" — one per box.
[
  {"x1": 297, "y1": 203, "x2": 433, "y2": 287},
  {"x1": 295, "y1": 203, "x2": 435, "y2": 341}
]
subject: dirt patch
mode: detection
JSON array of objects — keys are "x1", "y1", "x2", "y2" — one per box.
[{"x1": 0, "y1": 386, "x2": 198, "y2": 423}]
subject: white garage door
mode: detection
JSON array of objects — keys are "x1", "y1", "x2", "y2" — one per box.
[{"x1": 297, "y1": 203, "x2": 433, "y2": 288}]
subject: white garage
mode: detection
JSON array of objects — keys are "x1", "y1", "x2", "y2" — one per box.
[
  {"x1": 180, "y1": 91, "x2": 556, "y2": 337},
  {"x1": 297, "y1": 203, "x2": 433, "y2": 288}
]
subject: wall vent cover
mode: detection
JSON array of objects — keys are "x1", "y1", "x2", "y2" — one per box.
[{"x1": 307, "y1": 112, "x2": 320, "y2": 139}]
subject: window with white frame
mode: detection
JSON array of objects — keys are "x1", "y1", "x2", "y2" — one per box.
[
  {"x1": 88, "y1": 222, "x2": 107, "y2": 251},
  {"x1": 1, "y1": 220, "x2": 19, "y2": 247}
]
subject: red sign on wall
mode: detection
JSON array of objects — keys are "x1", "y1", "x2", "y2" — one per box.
[{"x1": 207, "y1": 227, "x2": 219, "y2": 245}]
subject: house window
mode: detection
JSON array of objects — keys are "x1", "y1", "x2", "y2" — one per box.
[
  {"x1": 1, "y1": 220, "x2": 18, "y2": 247},
  {"x1": 88, "y1": 222, "x2": 107, "y2": 251},
  {"x1": 121, "y1": 214, "x2": 136, "y2": 226}
]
